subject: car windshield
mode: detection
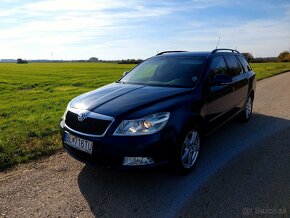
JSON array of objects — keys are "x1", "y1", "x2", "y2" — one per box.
[{"x1": 120, "y1": 56, "x2": 206, "y2": 87}]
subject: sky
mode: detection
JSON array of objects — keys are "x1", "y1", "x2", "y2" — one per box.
[{"x1": 0, "y1": 0, "x2": 290, "y2": 60}]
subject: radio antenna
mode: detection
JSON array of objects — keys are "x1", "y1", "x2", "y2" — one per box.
[{"x1": 215, "y1": 35, "x2": 221, "y2": 49}]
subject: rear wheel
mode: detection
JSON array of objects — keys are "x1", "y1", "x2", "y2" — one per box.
[
  {"x1": 240, "y1": 95, "x2": 253, "y2": 122},
  {"x1": 174, "y1": 128, "x2": 201, "y2": 175}
]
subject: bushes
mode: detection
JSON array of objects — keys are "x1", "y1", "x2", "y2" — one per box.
[{"x1": 278, "y1": 51, "x2": 290, "y2": 62}]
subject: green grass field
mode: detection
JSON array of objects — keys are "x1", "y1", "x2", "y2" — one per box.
[
  {"x1": 252, "y1": 62, "x2": 290, "y2": 80},
  {"x1": 0, "y1": 62, "x2": 290, "y2": 170}
]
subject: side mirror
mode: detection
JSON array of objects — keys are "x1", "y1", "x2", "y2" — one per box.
[
  {"x1": 212, "y1": 74, "x2": 232, "y2": 85},
  {"x1": 123, "y1": 71, "x2": 129, "y2": 77}
]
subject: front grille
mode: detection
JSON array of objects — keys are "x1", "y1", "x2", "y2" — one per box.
[{"x1": 65, "y1": 111, "x2": 112, "y2": 135}]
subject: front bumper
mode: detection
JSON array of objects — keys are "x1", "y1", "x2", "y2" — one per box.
[{"x1": 61, "y1": 126, "x2": 176, "y2": 169}]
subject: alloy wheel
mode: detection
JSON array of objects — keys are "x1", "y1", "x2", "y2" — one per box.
[
  {"x1": 181, "y1": 130, "x2": 200, "y2": 169},
  {"x1": 245, "y1": 96, "x2": 252, "y2": 119}
]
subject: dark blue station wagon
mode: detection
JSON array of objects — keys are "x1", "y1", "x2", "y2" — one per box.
[{"x1": 60, "y1": 49, "x2": 256, "y2": 174}]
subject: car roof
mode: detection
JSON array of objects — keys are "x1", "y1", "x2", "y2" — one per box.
[
  {"x1": 156, "y1": 51, "x2": 211, "y2": 57},
  {"x1": 155, "y1": 49, "x2": 241, "y2": 58}
]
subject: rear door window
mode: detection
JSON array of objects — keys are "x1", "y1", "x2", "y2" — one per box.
[{"x1": 224, "y1": 55, "x2": 243, "y2": 77}]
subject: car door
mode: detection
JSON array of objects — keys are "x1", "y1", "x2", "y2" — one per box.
[
  {"x1": 204, "y1": 55, "x2": 235, "y2": 125},
  {"x1": 224, "y1": 54, "x2": 249, "y2": 111}
]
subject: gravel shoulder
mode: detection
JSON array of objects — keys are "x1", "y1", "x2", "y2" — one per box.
[{"x1": 0, "y1": 152, "x2": 91, "y2": 217}]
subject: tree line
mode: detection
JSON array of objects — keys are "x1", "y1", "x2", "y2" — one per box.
[
  {"x1": 14, "y1": 50, "x2": 290, "y2": 64},
  {"x1": 242, "y1": 51, "x2": 290, "y2": 63}
]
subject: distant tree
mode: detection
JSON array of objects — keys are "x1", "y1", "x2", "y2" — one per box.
[
  {"x1": 241, "y1": 53, "x2": 254, "y2": 63},
  {"x1": 278, "y1": 51, "x2": 290, "y2": 62},
  {"x1": 89, "y1": 57, "x2": 99, "y2": 62},
  {"x1": 16, "y1": 58, "x2": 28, "y2": 64}
]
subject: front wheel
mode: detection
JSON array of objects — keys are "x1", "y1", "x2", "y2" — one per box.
[{"x1": 174, "y1": 128, "x2": 201, "y2": 175}]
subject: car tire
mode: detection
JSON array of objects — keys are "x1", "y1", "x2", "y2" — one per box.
[
  {"x1": 173, "y1": 127, "x2": 201, "y2": 175},
  {"x1": 240, "y1": 94, "x2": 254, "y2": 122}
]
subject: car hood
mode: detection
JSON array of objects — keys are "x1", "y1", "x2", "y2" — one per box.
[{"x1": 69, "y1": 82, "x2": 192, "y2": 117}]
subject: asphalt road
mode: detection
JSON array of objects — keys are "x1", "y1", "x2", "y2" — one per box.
[{"x1": 1, "y1": 72, "x2": 290, "y2": 218}]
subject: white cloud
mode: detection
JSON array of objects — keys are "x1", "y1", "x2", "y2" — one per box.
[
  {"x1": 24, "y1": 0, "x2": 129, "y2": 11},
  {"x1": 0, "y1": 0, "x2": 289, "y2": 59},
  {"x1": 168, "y1": 14, "x2": 290, "y2": 57},
  {"x1": 0, "y1": 0, "x2": 177, "y2": 59},
  {"x1": 216, "y1": 18, "x2": 290, "y2": 56}
]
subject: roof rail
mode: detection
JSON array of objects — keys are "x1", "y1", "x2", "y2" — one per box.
[
  {"x1": 156, "y1": 51, "x2": 187, "y2": 56},
  {"x1": 211, "y1": 48, "x2": 240, "y2": 54}
]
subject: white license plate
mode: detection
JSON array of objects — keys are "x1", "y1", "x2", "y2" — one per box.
[{"x1": 64, "y1": 132, "x2": 93, "y2": 154}]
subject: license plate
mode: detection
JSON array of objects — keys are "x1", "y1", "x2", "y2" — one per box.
[{"x1": 64, "y1": 132, "x2": 93, "y2": 154}]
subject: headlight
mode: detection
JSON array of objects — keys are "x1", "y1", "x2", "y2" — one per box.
[{"x1": 113, "y1": 112, "x2": 170, "y2": 136}]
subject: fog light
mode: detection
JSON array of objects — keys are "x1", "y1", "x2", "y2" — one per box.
[{"x1": 122, "y1": 157, "x2": 155, "y2": 166}]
